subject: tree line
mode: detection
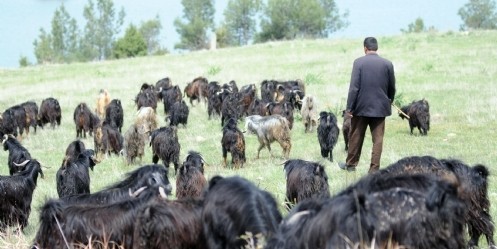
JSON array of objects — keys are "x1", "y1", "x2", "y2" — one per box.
[{"x1": 25, "y1": 0, "x2": 497, "y2": 67}]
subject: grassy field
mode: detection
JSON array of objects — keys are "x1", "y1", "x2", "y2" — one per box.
[{"x1": 1, "y1": 30, "x2": 496, "y2": 247}]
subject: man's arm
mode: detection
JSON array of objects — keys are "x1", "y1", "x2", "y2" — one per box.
[{"x1": 346, "y1": 60, "x2": 361, "y2": 112}]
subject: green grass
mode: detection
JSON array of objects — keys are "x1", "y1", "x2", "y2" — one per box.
[{"x1": 1, "y1": 30, "x2": 497, "y2": 247}]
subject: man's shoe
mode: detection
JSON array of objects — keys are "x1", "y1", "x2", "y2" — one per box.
[{"x1": 338, "y1": 162, "x2": 356, "y2": 172}]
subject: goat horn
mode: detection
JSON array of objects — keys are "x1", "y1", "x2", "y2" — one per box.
[
  {"x1": 2, "y1": 134, "x2": 8, "y2": 144},
  {"x1": 129, "y1": 186, "x2": 147, "y2": 197},
  {"x1": 159, "y1": 186, "x2": 168, "y2": 199},
  {"x1": 286, "y1": 210, "x2": 310, "y2": 225},
  {"x1": 14, "y1": 160, "x2": 30, "y2": 167}
]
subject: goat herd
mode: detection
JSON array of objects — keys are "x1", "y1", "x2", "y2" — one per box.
[{"x1": 0, "y1": 76, "x2": 493, "y2": 249}]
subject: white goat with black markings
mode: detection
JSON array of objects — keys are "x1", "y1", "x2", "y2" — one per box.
[{"x1": 244, "y1": 114, "x2": 291, "y2": 159}]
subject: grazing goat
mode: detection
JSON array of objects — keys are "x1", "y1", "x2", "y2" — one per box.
[
  {"x1": 167, "y1": 100, "x2": 189, "y2": 127},
  {"x1": 150, "y1": 126, "x2": 181, "y2": 173},
  {"x1": 61, "y1": 139, "x2": 86, "y2": 167},
  {"x1": 202, "y1": 176, "x2": 282, "y2": 249},
  {"x1": 399, "y1": 98, "x2": 430, "y2": 135},
  {"x1": 37, "y1": 97, "x2": 61, "y2": 129},
  {"x1": 2, "y1": 134, "x2": 32, "y2": 175},
  {"x1": 56, "y1": 149, "x2": 98, "y2": 198},
  {"x1": 300, "y1": 95, "x2": 317, "y2": 133},
  {"x1": 341, "y1": 110, "x2": 351, "y2": 150},
  {"x1": 379, "y1": 155, "x2": 494, "y2": 248},
  {"x1": 105, "y1": 99, "x2": 124, "y2": 132},
  {"x1": 221, "y1": 118, "x2": 246, "y2": 168},
  {"x1": 73, "y1": 102, "x2": 92, "y2": 138},
  {"x1": 21, "y1": 101, "x2": 39, "y2": 135},
  {"x1": 283, "y1": 159, "x2": 330, "y2": 209},
  {"x1": 0, "y1": 159, "x2": 44, "y2": 231},
  {"x1": 95, "y1": 89, "x2": 111, "y2": 119},
  {"x1": 176, "y1": 151, "x2": 207, "y2": 199},
  {"x1": 244, "y1": 114, "x2": 291, "y2": 159},
  {"x1": 317, "y1": 111, "x2": 339, "y2": 162}
]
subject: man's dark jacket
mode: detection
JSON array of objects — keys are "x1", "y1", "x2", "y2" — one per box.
[{"x1": 346, "y1": 53, "x2": 396, "y2": 117}]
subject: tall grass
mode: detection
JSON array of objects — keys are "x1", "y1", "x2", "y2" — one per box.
[{"x1": 1, "y1": 30, "x2": 496, "y2": 247}]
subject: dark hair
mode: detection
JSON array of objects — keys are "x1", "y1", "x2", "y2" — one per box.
[{"x1": 364, "y1": 37, "x2": 378, "y2": 51}]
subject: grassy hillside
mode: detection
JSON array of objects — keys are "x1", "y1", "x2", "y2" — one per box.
[{"x1": 1, "y1": 30, "x2": 496, "y2": 247}]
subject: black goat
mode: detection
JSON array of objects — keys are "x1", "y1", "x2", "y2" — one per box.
[
  {"x1": 221, "y1": 118, "x2": 246, "y2": 168},
  {"x1": 304, "y1": 182, "x2": 465, "y2": 249},
  {"x1": 60, "y1": 164, "x2": 172, "y2": 206},
  {"x1": 379, "y1": 155, "x2": 494, "y2": 248},
  {"x1": 150, "y1": 126, "x2": 181, "y2": 173},
  {"x1": 2, "y1": 134, "x2": 32, "y2": 175},
  {"x1": 133, "y1": 197, "x2": 205, "y2": 249},
  {"x1": 176, "y1": 151, "x2": 207, "y2": 199},
  {"x1": 202, "y1": 176, "x2": 282, "y2": 249},
  {"x1": 283, "y1": 159, "x2": 330, "y2": 209},
  {"x1": 61, "y1": 139, "x2": 86, "y2": 167},
  {"x1": 161, "y1": 85, "x2": 182, "y2": 114},
  {"x1": 341, "y1": 110, "x2": 351, "y2": 151},
  {"x1": 33, "y1": 187, "x2": 162, "y2": 249},
  {"x1": 56, "y1": 149, "x2": 98, "y2": 198},
  {"x1": 399, "y1": 98, "x2": 430, "y2": 135},
  {"x1": 167, "y1": 100, "x2": 189, "y2": 127},
  {"x1": 0, "y1": 159, "x2": 44, "y2": 231},
  {"x1": 4, "y1": 105, "x2": 26, "y2": 137},
  {"x1": 38, "y1": 97, "x2": 62, "y2": 129},
  {"x1": 135, "y1": 83, "x2": 158, "y2": 111},
  {"x1": 317, "y1": 111, "x2": 340, "y2": 162},
  {"x1": 105, "y1": 99, "x2": 124, "y2": 132}
]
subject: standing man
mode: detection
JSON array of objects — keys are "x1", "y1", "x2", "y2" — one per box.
[{"x1": 339, "y1": 37, "x2": 396, "y2": 173}]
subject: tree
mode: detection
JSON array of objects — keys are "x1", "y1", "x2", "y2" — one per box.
[
  {"x1": 50, "y1": 4, "x2": 79, "y2": 62},
  {"x1": 222, "y1": 0, "x2": 261, "y2": 46},
  {"x1": 18, "y1": 56, "x2": 31, "y2": 68},
  {"x1": 256, "y1": 0, "x2": 348, "y2": 42},
  {"x1": 81, "y1": 0, "x2": 125, "y2": 61},
  {"x1": 33, "y1": 4, "x2": 79, "y2": 64},
  {"x1": 139, "y1": 16, "x2": 164, "y2": 55},
  {"x1": 174, "y1": 0, "x2": 215, "y2": 50},
  {"x1": 33, "y1": 28, "x2": 54, "y2": 64},
  {"x1": 113, "y1": 24, "x2": 147, "y2": 59},
  {"x1": 458, "y1": 0, "x2": 497, "y2": 30},
  {"x1": 401, "y1": 18, "x2": 426, "y2": 33}
]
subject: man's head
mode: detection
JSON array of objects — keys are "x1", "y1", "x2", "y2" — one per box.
[{"x1": 363, "y1": 37, "x2": 378, "y2": 52}]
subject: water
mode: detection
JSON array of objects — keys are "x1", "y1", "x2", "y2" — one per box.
[{"x1": 0, "y1": 0, "x2": 466, "y2": 68}]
